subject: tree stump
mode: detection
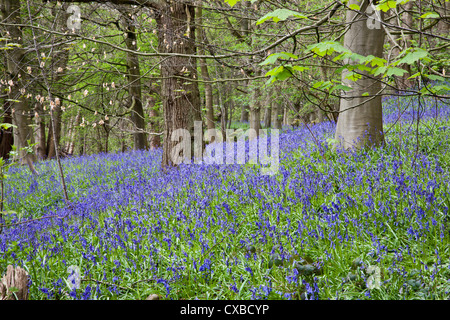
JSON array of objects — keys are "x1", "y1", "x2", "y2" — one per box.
[{"x1": 0, "y1": 265, "x2": 29, "y2": 300}]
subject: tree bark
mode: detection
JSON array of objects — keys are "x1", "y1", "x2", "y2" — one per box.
[
  {"x1": 196, "y1": 4, "x2": 215, "y2": 142},
  {"x1": 272, "y1": 99, "x2": 283, "y2": 129},
  {"x1": 334, "y1": 0, "x2": 385, "y2": 149},
  {"x1": 263, "y1": 89, "x2": 272, "y2": 128},
  {"x1": 34, "y1": 102, "x2": 47, "y2": 160},
  {"x1": 47, "y1": 3, "x2": 70, "y2": 159},
  {"x1": 147, "y1": 95, "x2": 161, "y2": 150},
  {"x1": 1, "y1": 0, "x2": 37, "y2": 166},
  {"x1": 0, "y1": 100, "x2": 14, "y2": 160},
  {"x1": 249, "y1": 73, "x2": 262, "y2": 139},
  {"x1": 240, "y1": 104, "x2": 249, "y2": 122},
  {"x1": 121, "y1": 8, "x2": 147, "y2": 150},
  {"x1": 155, "y1": 3, "x2": 202, "y2": 168}
]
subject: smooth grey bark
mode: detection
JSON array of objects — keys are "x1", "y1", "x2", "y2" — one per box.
[{"x1": 334, "y1": 0, "x2": 385, "y2": 149}]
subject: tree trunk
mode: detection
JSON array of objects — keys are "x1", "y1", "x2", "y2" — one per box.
[
  {"x1": 334, "y1": 0, "x2": 385, "y2": 149},
  {"x1": 240, "y1": 104, "x2": 249, "y2": 122},
  {"x1": 0, "y1": 100, "x2": 14, "y2": 160},
  {"x1": 34, "y1": 102, "x2": 47, "y2": 160},
  {"x1": 0, "y1": 265, "x2": 29, "y2": 300},
  {"x1": 46, "y1": 104, "x2": 62, "y2": 159},
  {"x1": 249, "y1": 74, "x2": 262, "y2": 139},
  {"x1": 272, "y1": 99, "x2": 283, "y2": 129},
  {"x1": 121, "y1": 9, "x2": 147, "y2": 150},
  {"x1": 1, "y1": 0, "x2": 37, "y2": 166},
  {"x1": 196, "y1": 4, "x2": 215, "y2": 142},
  {"x1": 47, "y1": 4, "x2": 70, "y2": 159},
  {"x1": 147, "y1": 96, "x2": 161, "y2": 150},
  {"x1": 263, "y1": 90, "x2": 272, "y2": 128},
  {"x1": 67, "y1": 109, "x2": 80, "y2": 155},
  {"x1": 155, "y1": 3, "x2": 201, "y2": 168}
]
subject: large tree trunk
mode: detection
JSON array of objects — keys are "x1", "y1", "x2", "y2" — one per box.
[
  {"x1": 0, "y1": 100, "x2": 14, "y2": 160},
  {"x1": 334, "y1": 0, "x2": 385, "y2": 149},
  {"x1": 121, "y1": 9, "x2": 147, "y2": 150},
  {"x1": 1, "y1": 0, "x2": 37, "y2": 168},
  {"x1": 155, "y1": 3, "x2": 202, "y2": 168}
]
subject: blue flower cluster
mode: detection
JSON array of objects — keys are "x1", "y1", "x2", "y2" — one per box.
[{"x1": 0, "y1": 96, "x2": 449, "y2": 300}]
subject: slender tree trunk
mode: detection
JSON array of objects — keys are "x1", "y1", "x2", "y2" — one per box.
[
  {"x1": 273, "y1": 100, "x2": 283, "y2": 129},
  {"x1": 46, "y1": 104, "x2": 63, "y2": 159},
  {"x1": 155, "y1": 3, "x2": 201, "y2": 168},
  {"x1": 263, "y1": 90, "x2": 272, "y2": 128},
  {"x1": 67, "y1": 109, "x2": 80, "y2": 155},
  {"x1": 34, "y1": 102, "x2": 47, "y2": 160},
  {"x1": 334, "y1": 0, "x2": 385, "y2": 149},
  {"x1": 196, "y1": 4, "x2": 215, "y2": 142},
  {"x1": 249, "y1": 73, "x2": 262, "y2": 139},
  {"x1": 46, "y1": 4, "x2": 70, "y2": 159},
  {"x1": 121, "y1": 8, "x2": 147, "y2": 150}
]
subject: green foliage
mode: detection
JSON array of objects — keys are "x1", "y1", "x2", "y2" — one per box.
[{"x1": 256, "y1": 9, "x2": 307, "y2": 25}]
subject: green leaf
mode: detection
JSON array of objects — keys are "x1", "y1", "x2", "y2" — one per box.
[
  {"x1": 345, "y1": 71, "x2": 362, "y2": 81},
  {"x1": 376, "y1": 1, "x2": 397, "y2": 12},
  {"x1": 224, "y1": 0, "x2": 240, "y2": 7},
  {"x1": 420, "y1": 12, "x2": 440, "y2": 19},
  {"x1": 307, "y1": 41, "x2": 349, "y2": 57},
  {"x1": 395, "y1": 48, "x2": 429, "y2": 65},
  {"x1": 420, "y1": 85, "x2": 450, "y2": 95},
  {"x1": 386, "y1": 67, "x2": 408, "y2": 77},
  {"x1": 259, "y1": 52, "x2": 298, "y2": 65},
  {"x1": 329, "y1": 84, "x2": 352, "y2": 93},
  {"x1": 256, "y1": 9, "x2": 307, "y2": 25},
  {"x1": 0, "y1": 123, "x2": 16, "y2": 130},
  {"x1": 292, "y1": 66, "x2": 309, "y2": 72},
  {"x1": 348, "y1": 4, "x2": 360, "y2": 10},
  {"x1": 426, "y1": 74, "x2": 446, "y2": 82},
  {"x1": 408, "y1": 72, "x2": 421, "y2": 79}
]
